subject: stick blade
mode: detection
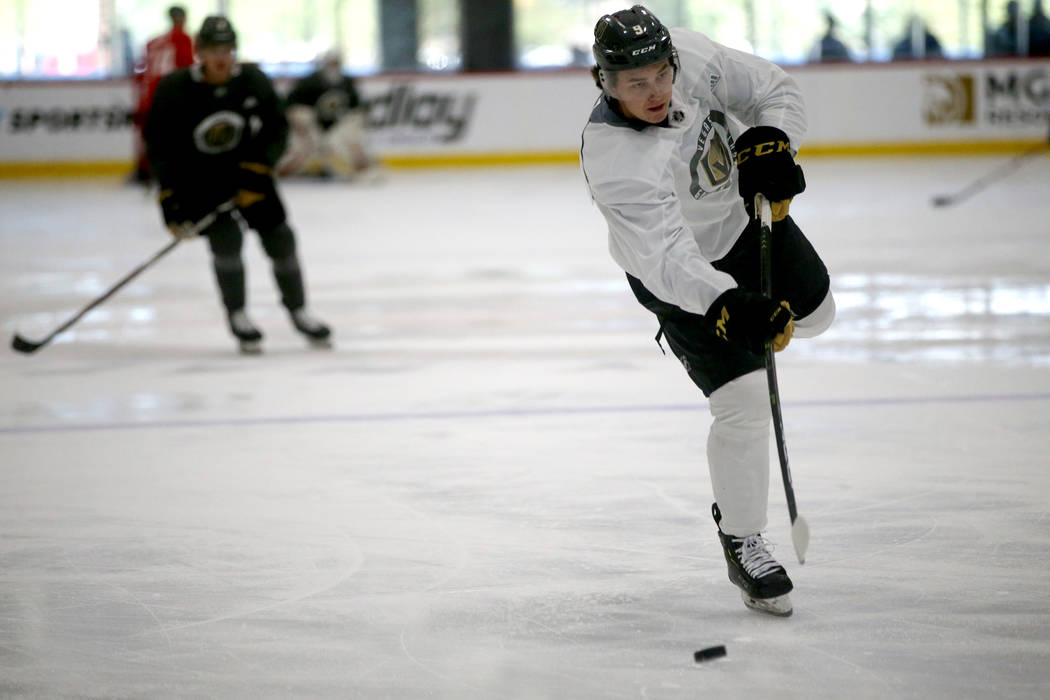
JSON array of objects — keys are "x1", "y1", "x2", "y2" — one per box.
[
  {"x1": 791, "y1": 514, "x2": 810, "y2": 565},
  {"x1": 11, "y1": 334, "x2": 43, "y2": 354},
  {"x1": 930, "y1": 195, "x2": 952, "y2": 207}
]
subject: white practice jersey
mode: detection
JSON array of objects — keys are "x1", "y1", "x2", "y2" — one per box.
[{"x1": 580, "y1": 27, "x2": 807, "y2": 316}]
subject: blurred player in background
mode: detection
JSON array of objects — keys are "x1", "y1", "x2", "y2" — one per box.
[
  {"x1": 144, "y1": 15, "x2": 332, "y2": 355},
  {"x1": 277, "y1": 50, "x2": 382, "y2": 181},
  {"x1": 580, "y1": 6, "x2": 835, "y2": 616},
  {"x1": 130, "y1": 5, "x2": 194, "y2": 185}
]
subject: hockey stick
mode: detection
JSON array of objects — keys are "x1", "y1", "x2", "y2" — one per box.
[
  {"x1": 10, "y1": 200, "x2": 235, "y2": 354},
  {"x1": 930, "y1": 143, "x2": 1048, "y2": 208},
  {"x1": 756, "y1": 193, "x2": 809, "y2": 565}
]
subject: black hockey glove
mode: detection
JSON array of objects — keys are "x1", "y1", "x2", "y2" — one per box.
[
  {"x1": 735, "y1": 126, "x2": 806, "y2": 216},
  {"x1": 158, "y1": 189, "x2": 198, "y2": 239},
  {"x1": 706, "y1": 287, "x2": 794, "y2": 354},
  {"x1": 235, "y1": 161, "x2": 273, "y2": 209}
]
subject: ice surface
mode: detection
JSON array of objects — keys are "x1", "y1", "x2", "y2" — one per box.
[{"x1": 1, "y1": 156, "x2": 1049, "y2": 699}]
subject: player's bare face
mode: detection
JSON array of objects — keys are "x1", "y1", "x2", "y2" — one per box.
[
  {"x1": 612, "y1": 60, "x2": 673, "y2": 124},
  {"x1": 199, "y1": 46, "x2": 236, "y2": 85}
]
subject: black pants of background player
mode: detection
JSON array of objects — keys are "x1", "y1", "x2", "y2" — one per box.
[
  {"x1": 198, "y1": 179, "x2": 310, "y2": 316},
  {"x1": 627, "y1": 215, "x2": 830, "y2": 397}
]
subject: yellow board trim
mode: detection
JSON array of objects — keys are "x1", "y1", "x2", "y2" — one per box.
[
  {"x1": 0, "y1": 161, "x2": 133, "y2": 179},
  {"x1": 380, "y1": 150, "x2": 581, "y2": 169},
  {"x1": 0, "y1": 140, "x2": 1045, "y2": 178},
  {"x1": 797, "y1": 139, "x2": 1047, "y2": 158}
]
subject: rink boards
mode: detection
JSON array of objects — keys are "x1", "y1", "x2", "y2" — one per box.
[{"x1": 0, "y1": 58, "x2": 1047, "y2": 175}]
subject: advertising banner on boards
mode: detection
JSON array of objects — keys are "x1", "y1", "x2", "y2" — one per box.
[{"x1": 1, "y1": 60, "x2": 1047, "y2": 167}]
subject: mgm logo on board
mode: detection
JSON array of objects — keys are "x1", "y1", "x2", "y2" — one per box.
[
  {"x1": 923, "y1": 67, "x2": 1050, "y2": 127},
  {"x1": 922, "y1": 73, "x2": 975, "y2": 125},
  {"x1": 984, "y1": 66, "x2": 1050, "y2": 125}
]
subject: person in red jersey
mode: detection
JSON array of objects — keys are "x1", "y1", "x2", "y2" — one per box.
[{"x1": 131, "y1": 6, "x2": 194, "y2": 185}]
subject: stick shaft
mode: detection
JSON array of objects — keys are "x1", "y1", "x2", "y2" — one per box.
[
  {"x1": 27, "y1": 238, "x2": 181, "y2": 347},
  {"x1": 933, "y1": 144, "x2": 1046, "y2": 206},
  {"x1": 11, "y1": 200, "x2": 234, "y2": 353},
  {"x1": 756, "y1": 194, "x2": 799, "y2": 525}
]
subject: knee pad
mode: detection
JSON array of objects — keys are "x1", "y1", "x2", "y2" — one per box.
[
  {"x1": 204, "y1": 214, "x2": 243, "y2": 258},
  {"x1": 212, "y1": 253, "x2": 244, "y2": 272},
  {"x1": 793, "y1": 289, "x2": 835, "y2": 338},
  {"x1": 258, "y1": 222, "x2": 297, "y2": 261}
]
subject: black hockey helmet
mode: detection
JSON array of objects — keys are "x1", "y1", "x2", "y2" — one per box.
[
  {"x1": 197, "y1": 15, "x2": 237, "y2": 49},
  {"x1": 592, "y1": 5, "x2": 675, "y2": 72}
]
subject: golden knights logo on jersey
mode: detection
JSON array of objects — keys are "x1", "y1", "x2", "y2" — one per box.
[
  {"x1": 316, "y1": 89, "x2": 352, "y2": 125},
  {"x1": 689, "y1": 110, "x2": 734, "y2": 199},
  {"x1": 192, "y1": 110, "x2": 246, "y2": 154}
]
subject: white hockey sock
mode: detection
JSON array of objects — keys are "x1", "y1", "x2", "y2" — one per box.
[{"x1": 707, "y1": 369, "x2": 771, "y2": 536}]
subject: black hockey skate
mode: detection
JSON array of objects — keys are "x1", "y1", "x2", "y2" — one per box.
[
  {"x1": 227, "y1": 309, "x2": 263, "y2": 355},
  {"x1": 712, "y1": 503, "x2": 793, "y2": 617},
  {"x1": 290, "y1": 308, "x2": 332, "y2": 348}
]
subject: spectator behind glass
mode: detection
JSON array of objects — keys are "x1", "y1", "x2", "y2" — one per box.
[
  {"x1": 811, "y1": 11, "x2": 852, "y2": 62},
  {"x1": 891, "y1": 15, "x2": 944, "y2": 60},
  {"x1": 131, "y1": 5, "x2": 194, "y2": 185},
  {"x1": 988, "y1": 1, "x2": 1021, "y2": 57},
  {"x1": 1031, "y1": 0, "x2": 1050, "y2": 56}
]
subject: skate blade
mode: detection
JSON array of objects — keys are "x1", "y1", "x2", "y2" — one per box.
[
  {"x1": 238, "y1": 340, "x2": 263, "y2": 355},
  {"x1": 741, "y1": 591, "x2": 793, "y2": 617},
  {"x1": 306, "y1": 336, "x2": 333, "y2": 350}
]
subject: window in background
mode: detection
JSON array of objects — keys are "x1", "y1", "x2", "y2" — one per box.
[
  {"x1": 118, "y1": 0, "x2": 379, "y2": 78},
  {"x1": 867, "y1": 0, "x2": 980, "y2": 60},
  {"x1": 985, "y1": 0, "x2": 1047, "y2": 57},
  {"x1": 226, "y1": 0, "x2": 340, "y2": 74},
  {"x1": 336, "y1": 0, "x2": 380, "y2": 74},
  {"x1": 0, "y1": 1, "x2": 20, "y2": 77},
  {"x1": 751, "y1": 0, "x2": 862, "y2": 63},
  {"x1": 117, "y1": 1, "x2": 219, "y2": 76},
  {"x1": 513, "y1": 0, "x2": 748, "y2": 69},
  {"x1": 0, "y1": 1, "x2": 1037, "y2": 80},
  {"x1": 681, "y1": 0, "x2": 751, "y2": 52},
  {"x1": 2, "y1": 0, "x2": 103, "y2": 77},
  {"x1": 514, "y1": 0, "x2": 597, "y2": 69},
  {"x1": 419, "y1": 0, "x2": 460, "y2": 71},
  {"x1": 508, "y1": 0, "x2": 789, "y2": 69}
]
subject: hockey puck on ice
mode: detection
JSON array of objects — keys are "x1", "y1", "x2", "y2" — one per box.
[{"x1": 693, "y1": 645, "x2": 727, "y2": 662}]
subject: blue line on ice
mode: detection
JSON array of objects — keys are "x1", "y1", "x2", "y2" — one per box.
[{"x1": 2, "y1": 392, "x2": 1049, "y2": 435}]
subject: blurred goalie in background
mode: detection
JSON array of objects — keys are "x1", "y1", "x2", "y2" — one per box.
[{"x1": 277, "y1": 50, "x2": 383, "y2": 182}]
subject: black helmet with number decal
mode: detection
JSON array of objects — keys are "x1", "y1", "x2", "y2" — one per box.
[
  {"x1": 197, "y1": 15, "x2": 237, "y2": 50},
  {"x1": 592, "y1": 5, "x2": 675, "y2": 72}
]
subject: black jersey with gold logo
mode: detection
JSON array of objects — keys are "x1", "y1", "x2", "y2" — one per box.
[{"x1": 144, "y1": 63, "x2": 288, "y2": 193}]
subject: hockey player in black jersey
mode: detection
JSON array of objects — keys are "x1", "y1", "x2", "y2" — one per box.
[{"x1": 144, "y1": 15, "x2": 331, "y2": 354}]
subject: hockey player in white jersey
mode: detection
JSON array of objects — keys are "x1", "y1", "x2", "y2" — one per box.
[{"x1": 580, "y1": 6, "x2": 836, "y2": 616}]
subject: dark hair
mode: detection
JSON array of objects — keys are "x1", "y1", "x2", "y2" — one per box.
[{"x1": 168, "y1": 5, "x2": 186, "y2": 22}]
